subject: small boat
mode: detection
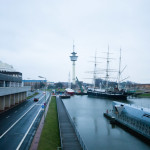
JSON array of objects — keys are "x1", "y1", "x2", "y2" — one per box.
[
  {"x1": 65, "y1": 88, "x2": 75, "y2": 96},
  {"x1": 60, "y1": 94, "x2": 70, "y2": 99}
]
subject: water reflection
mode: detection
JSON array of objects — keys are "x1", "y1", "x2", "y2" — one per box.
[{"x1": 63, "y1": 96, "x2": 150, "y2": 150}]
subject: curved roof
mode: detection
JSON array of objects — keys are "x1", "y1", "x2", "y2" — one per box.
[{"x1": 0, "y1": 61, "x2": 16, "y2": 72}]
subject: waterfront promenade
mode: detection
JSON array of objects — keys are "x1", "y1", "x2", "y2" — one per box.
[{"x1": 56, "y1": 96, "x2": 83, "y2": 150}]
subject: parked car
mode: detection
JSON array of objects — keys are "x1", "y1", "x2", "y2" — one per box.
[{"x1": 34, "y1": 98, "x2": 39, "y2": 102}]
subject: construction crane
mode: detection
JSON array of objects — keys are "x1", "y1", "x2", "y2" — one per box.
[{"x1": 76, "y1": 77, "x2": 84, "y2": 93}]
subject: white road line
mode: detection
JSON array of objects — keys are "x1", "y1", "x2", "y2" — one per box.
[
  {"x1": 16, "y1": 109, "x2": 42, "y2": 150},
  {"x1": 0, "y1": 95, "x2": 45, "y2": 139}
]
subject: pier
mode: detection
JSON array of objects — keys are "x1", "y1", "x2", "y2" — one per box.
[{"x1": 56, "y1": 96, "x2": 87, "y2": 150}]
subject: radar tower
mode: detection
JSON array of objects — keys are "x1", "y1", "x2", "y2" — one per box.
[{"x1": 70, "y1": 42, "x2": 78, "y2": 84}]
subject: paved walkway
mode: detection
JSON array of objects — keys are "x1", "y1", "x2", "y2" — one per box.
[{"x1": 56, "y1": 97, "x2": 82, "y2": 150}]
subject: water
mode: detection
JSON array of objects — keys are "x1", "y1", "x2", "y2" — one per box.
[{"x1": 63, "y1": 96, "x2": 150, "y2": 150}]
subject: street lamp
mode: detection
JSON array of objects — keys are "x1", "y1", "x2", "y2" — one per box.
[
  {"x1": 38, "y1": 76, "x2": 47, "y2": 121},
  {"x1": 27, "y1": 78, "x2": 33, "y2": 91}
]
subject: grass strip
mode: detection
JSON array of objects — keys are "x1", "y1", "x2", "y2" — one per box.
[
  {"x1": 27, "y1": 92, "x2": 39, "y2": 99},
  {"x1": 138, "y1": 93, "x2": 150, "y2": 98},
  {"x1": 38, "y1": 96, "x2": 60, "y2": 150}
]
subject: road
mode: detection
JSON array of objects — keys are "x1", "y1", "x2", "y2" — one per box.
[{"x1": 0, "y1": 91, "x2": 50, "y2": 150}]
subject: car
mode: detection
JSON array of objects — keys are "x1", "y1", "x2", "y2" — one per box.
[
  {"x1": 43, "y1": 92, "x2": 46, "y2": 94},
  {"x1": 34, "y1": 98, "x2": 39, "y2": 102}
]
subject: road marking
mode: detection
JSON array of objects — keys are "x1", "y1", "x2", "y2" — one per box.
[
  {"x1": 0, "y1": 95, "x2": 45, "y2": 139},
  {"x1": 6, "y1": 116, "x2": 10, "y2": 119},
  {"x1": 16, "y1": 109, "x2": 42, "y2": 150}
]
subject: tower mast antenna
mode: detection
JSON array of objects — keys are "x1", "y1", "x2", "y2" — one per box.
[{"x1": 70, "y1": 41, "x2": 78, "y2": 85}]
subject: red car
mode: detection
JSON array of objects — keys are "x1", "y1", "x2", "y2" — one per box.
[{"x1": 34, "y1": 98, "x2": 39, "y2": 102}]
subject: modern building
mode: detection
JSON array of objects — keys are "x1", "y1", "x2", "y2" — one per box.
[{"x1": 0, "y1": 61, "x2": 31, "y2": 111}]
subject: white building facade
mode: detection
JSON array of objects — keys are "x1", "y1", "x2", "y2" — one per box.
[{"x1": 0, "y1": 61, "x2": 30, "y2": 111}]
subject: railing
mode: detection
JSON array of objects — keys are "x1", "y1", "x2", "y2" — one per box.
[
  {"x1": 115, "y1": 114, "x2": 150, "y2": 139},
  {"x1": 61, "y1": 99, "x2": 88, "y2": 150},
  {"x1": 56, "y1": 97, "x2": 63, "y2": 150}
]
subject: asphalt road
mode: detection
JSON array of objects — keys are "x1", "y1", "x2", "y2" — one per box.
[{"x1": 0, "y1": 91, "x2": 50, "y2": 150}]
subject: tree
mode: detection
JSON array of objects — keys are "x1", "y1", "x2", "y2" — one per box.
[
  {"x1": 40, "y1": 82, "x2": 45, "y2": 88},
  {"x1": 55, "y1": 82, "x2": 63, "y2": 88}
]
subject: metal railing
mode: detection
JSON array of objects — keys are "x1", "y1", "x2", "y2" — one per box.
[
  {"x1": 61, "y1": 98, "x2": 88, "y2": 150},
  {"x1": 56, "y1": 97, "x2": 63, "y2": 150},
  {"x1": 115, "y1": 114, "x2": 150, "y2": 139}
]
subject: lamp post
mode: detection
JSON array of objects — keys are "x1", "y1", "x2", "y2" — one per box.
[
  {"x1": 38, "y1": 76, "x2": 47, "y2": 121},
  {"x1": 27, "y1": 78, "x2": 33, "y2": 91}
]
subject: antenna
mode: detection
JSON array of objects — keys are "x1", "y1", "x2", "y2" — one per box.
[{"x1": 73, "y1": 40, "x2": 75, "y2": 52}]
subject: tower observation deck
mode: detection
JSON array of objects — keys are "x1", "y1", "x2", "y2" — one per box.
[{"x1": 70, "y1": 44, "x2": 78, "y2": 85}]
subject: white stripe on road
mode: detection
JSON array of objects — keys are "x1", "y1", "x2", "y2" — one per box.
[
  {"x1": 0, "y1": 95, "x2": 45, "y2": 139},
  {"x1": 16, "y1": 109, "x2": 42, "y2": 150}
]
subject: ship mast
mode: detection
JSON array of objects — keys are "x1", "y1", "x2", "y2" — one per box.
[
  {"x1": 93, "y1": 52, "x2": 97, "y2": 89},
  {"x1": 118, "y1": 48, "x2": 122, "y2": 90},
  {"x1": 105, "y1": 45, "x2": 110, "y2": 92}
]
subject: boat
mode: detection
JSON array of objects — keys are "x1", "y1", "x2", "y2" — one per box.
[
  {"x1": 112, "y1": 101, "x2": 150, "y2": 123},
  {"x1": 87, "y1": 47, "x2": 127, "y2": 100},
  {"x1": 65, "y1": 72, "x2": 75, "y2": 96},
  {"x1": 60, "y1": 94, "x2": 71, "y2": 99},
  {"x1": 104, "y1": 101, "x2": 150, "y2": 140},
  {"x1": 87, "y1": 88, "x2": 127, "y2": 100},
  {"x1": 65, "y1": 88, "x2": 75, "y2": 96}
]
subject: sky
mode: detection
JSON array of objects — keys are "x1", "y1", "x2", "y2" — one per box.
[{"x1": 0, "y1": 0, "x2": 150, "y2": 83}]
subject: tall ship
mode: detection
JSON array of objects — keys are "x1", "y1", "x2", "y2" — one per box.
[
  {"x1": 87, "y1": 47, "x2": 128, "y2": 100},
  {"x1": 87, "y1": 88, "x2": 127, "y2": 100}
]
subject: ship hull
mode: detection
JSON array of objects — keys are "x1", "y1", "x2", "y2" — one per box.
[{"x1": 87, "y1": 91, "x2": 127, "y2": 100}]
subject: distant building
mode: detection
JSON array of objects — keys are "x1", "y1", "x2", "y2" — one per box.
[
  {"x1": 23, "y1": 80, "x2": 46, "y2": 90},
  {"x1": 0, "y1": 61, "x2": 30, "y2": 111},
  {"x1": 135, "y1": 84, "x2": 150, "y2": 91}
]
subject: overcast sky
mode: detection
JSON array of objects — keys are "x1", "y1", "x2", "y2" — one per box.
[{"x1": 0, "y1": 0, "x2": 150, "y2": 83}]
